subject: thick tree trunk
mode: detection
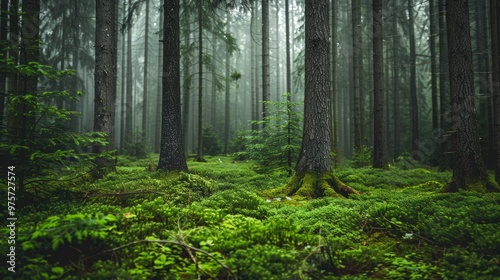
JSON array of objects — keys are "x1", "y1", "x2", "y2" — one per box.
[
  {"x1": 372, "y1": 0, "x2": 387, "y2": 169},
  {"x1": 269, "y1": 0, "x2": 357, "y2": 199},
  {"x1": 94, "y1": 0, "x2": 117, "y2": 175},
  {"x1": 158, "y1": 0, "x2": 187, "y2": 172},
  {"x1": 491, "y1": 0, "x2": 500, "y2": 184},
  {"x1": 444, "y1": 0, "x2": 498, "y2": 192}
]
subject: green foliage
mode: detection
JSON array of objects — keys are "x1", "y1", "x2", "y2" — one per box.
[
  {"x1": 5, "y1": 156, "x2": 500, "y2": 279},
  {"x1": 351, "y1": 145, "x2": 373, "y2": 168},
  {"x1": 121, "y1": 129, "x2": 149, "y2": 158},
  {"x1": 201, "y1": 126, "x2": 223, "y2": 155},
  {"x1": 0, "y1": 50, "x2": 109, "y2": 192},
  {"x1": 243, "y1": 97, "x2": 303, "y2": 173}
]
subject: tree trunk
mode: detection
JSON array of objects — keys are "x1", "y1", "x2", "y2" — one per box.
[
  {"x1": 438, "y1": 0, "x2": 450, "y2": 170},
  {"x1": 430, "y1": 0, "x2": 438, "y2": 131},
  {"x1": 224, "y1": 12, "x2": 231, "y2": 154},
  {"x1": 408, "y1": 0, "x2": 419, "y2": 153},
  {"x1": 195, "y1": 0, "x2": 204, "y2": 162},
  {"x1": 352, "y1": 0, "x2": 362, "y2": 150},
  {"x1": 181, "y1": 0, "x2": 190, "y2": 156},
  {"x1": 157, "y1": 0, "x2": 188, "y2": 172},
  {"x1": 125, "y1": 0, "x2": 133, "y2": 150},
  {"x1": 142, "y1": 0, "x2": 150, "y2": 146},
  {"x1": 372, "y1": 0, "x2": 387, "y2": 169},
  {"x1": 491, "y1": 0, "x2": 500, "y2": 184},
  {"x1": 250, "y1": 2, "x2": 257, "y2": 131},
  {"x1": 331, "y1": 0, "x2": 339, "y2": 166},
  {"x1": 285, "y1": 0, "x2": 293, "y2": 174},
  {"x1": 269, "y1": 0, "x2": 358, "y2": 199},
  {"x1": 262, "y1": 0, "x2": 270, "y2": 124},
  {"x1": 0, "y1": 0, "x2": 8, "y2": 128},
  {"x1": 444, "y1": 0, "x2": 499, "y2": 192},
  {"x1": 391, "y1": 1, "x2": 401, "y2": 158},
  {"x1": 154, "y1": 5, "x2": 163, "y2": 153},
  {"x1": 94, "y1": 0, "x2": 117, "y2": 175}
]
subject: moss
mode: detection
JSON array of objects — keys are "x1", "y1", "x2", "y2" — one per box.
[
  {"x1": 444, "y1": 175, "x2": 500, "y2": 193},
  {"x1": 262, "y1": 172, "x2": 359, "y2": 199}
]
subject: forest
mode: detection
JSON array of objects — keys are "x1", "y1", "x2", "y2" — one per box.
[{"x1": 1, "y1": 0, "x2": 500, "y2": 279}]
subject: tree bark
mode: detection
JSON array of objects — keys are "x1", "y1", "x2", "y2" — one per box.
[
  {"x1": 181, "y1": 0, "x2": 190, "y2": 156},
  {"x1": 391, "y1": 1, "x2": 401, "y2": 158},
  {"x1": 224, "y1": 12, "x2": 231, "y2": 154},
  {"x1": 94, "y1": 0, "x2": 117, "y2": 175},
  {"x1": 125, "y1": 0, "x2": 133, "y2": 150},
  {"x1": 444, "y1": 0, "x2": 499, "y2": 192},
  {"x1": 352, "y1": 0, "x2": 362, "y2": 150},
  {"x1": 268, "y1": 0, "x2": 358, "y2": 199},
  {"x1": 331, "y1": 0, "x2": 339, "y2": 166},
  {"x1": 438, "y1": 0, "x2": 450, "y2": 170},
  {"x1": 142, "y1": 0, "x2": 150, "y2": 146},
  {"x1": 430, "y1": 0, "x2": 438, "y2": 131},
  {"x1": 491, "y1": 0, "x2": 500, "y2": 184},
  {"x1": 262, "y1": 0, "x2": 270, "y2": 124},
  {"x1": 408, "y1": 0, "x2": 419, "y2": 153},
  {"x1": 157, "y1": 0, "x2": 188, "y2": 172},
  {"x1": 0, "y1": 0, "x2": 8, "y2": 128},
  {"x1": 372, "y1": 0, "x2": 387, "y2": 169},
  {"x1": 195, "y1": 0, "x2": 205, "y2": 162}
]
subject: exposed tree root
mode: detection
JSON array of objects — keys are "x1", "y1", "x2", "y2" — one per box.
[
  {"x1": 444, "y1": 176, "x2": 500, "y2": 193},
  {"x1": 263, "y1": 172, "x2": 359, "y2": 199}
]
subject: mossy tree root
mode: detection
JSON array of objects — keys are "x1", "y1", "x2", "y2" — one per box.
[
  {"x1": 444, "y1": 176, "x2": 500, "y2": 193},
  {"x1": 265, "y1": 172, "x2": 359, "y2": 199}
]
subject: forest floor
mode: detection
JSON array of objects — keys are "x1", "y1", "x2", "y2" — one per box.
[{"x1": 3, "y1": 154, "x2": 500, "y2": 279}]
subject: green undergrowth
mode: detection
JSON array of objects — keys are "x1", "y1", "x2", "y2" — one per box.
[{"x1": 3, "y1": 155, "x2": 500, "y2": 279}]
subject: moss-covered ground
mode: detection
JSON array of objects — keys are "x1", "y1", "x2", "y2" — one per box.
[{"x1": 2, "y1": 155, "x2": 500, "y2": 279}]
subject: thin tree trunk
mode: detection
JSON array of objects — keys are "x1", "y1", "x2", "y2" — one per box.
[
  {"x1": 491, "y1": 0, "x2": 500, "y2": 183},
  {"x1": 7, "y1": 0, "x2": 19, "y2": 139},
  {"x1": 142, "y1": 0, "x2": 150, "y2": 147},
  {"x1": 391, "y1": 1, "x2": 401, "y2": 158},
  {"x1": 438, "y1": 0, "x2": 449, "y2": 170},
  {"x1": 94, "y1": 0, "x2": 117, "y2": 175},
  {"x1": 224, "y1": 12, "x2": 231, "y2": 154},
  {"x1": 445, "y1": 0, "x2": 498, "y2": 192},
  {"x1": 372, "y1": 0, "x2": 387, "y2": 168},
  {"x1": 331, "y1": 0, "x2": 339, "y2": 166},
  {"x1": 275, "y1": 1, "x2": 281, "y2": 102},
  {"x1": 250, "y1": 1, "x2": 257, "y2": 131},
  {"x1": 262, "y1": 0, "x2": 270, "y2": 124},
  {"x1": 0, "y1": 0, "x2": 8, "y2": 128},
  {"x1": 285, "y1": 0, "x2": 292, "y2": 174},
  {"x1": 408, "y1": 0, "x2": 419, "y2": 153},
  {"x1": 352, "y1": 0, "x2": 362, "y2": 151},
  {"x1": 181, "y1": 1, "x2": 190, "y2": 156},
  {"x1": 125, "y1": 0, "x2": 133, "y2": 150},
  {"x1": 196, "y1": 0, "x2": 204, "y2": 162},
  {"x1": 430, "y1": 0, "x2": 438, "y2": 131}
]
